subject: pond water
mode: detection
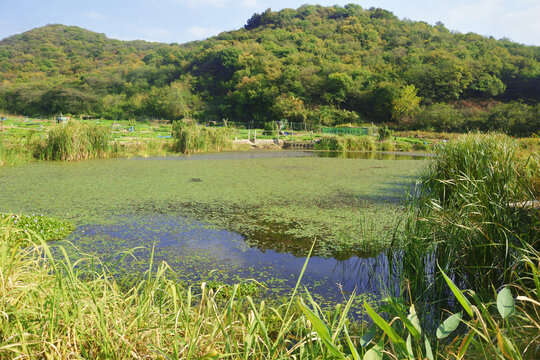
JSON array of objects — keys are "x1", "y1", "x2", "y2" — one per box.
[
  {"x1": 0, "y1": 150, "x2": 425, "y2": 311},
  {"x1": 64, "y1": 215, "x2": 399, "y2": 311},
  {"x1": 136, "y1": 150, "x2": 430, "y2": 161}
]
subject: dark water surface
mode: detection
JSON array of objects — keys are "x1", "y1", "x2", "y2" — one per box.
[
  {"x1": 1, "y1": 150, "x2": 424, "y2": 310},
  {"x1": 136, "y1": 149, "x2": 430, "y2": 161},
  {"x1": 64, "y1": 215, "x2": 398, "y2": 310}
]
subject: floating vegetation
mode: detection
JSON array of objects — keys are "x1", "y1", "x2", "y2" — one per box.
[
  {"x1": 1, "y1": 213, "x2": 74, "y2": 241},
  {"x1": 0, "y1": 154, "x2": 424, "y2": 257}
]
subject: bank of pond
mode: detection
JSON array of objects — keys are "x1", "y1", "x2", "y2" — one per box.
[{"x1": 0, "y1": 133, "x2": 538, "y2": 359}]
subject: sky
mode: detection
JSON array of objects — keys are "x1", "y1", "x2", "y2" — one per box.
[{"x1": 0, "y1": 0, "x2": 539, "y2": 46}]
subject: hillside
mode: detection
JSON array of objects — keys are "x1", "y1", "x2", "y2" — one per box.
[{"x1": 0, "y1": 5, "x2": 539, "y2": 135}]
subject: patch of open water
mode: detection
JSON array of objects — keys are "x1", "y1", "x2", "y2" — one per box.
[
  {"x1": 134, "y1": 150, "x2": 430, "y2": 161},
  {"x1": 62, "y1": 214, "x2": 399, "y2": 311}
]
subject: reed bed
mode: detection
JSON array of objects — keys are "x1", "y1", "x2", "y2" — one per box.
[
  {"x1": 314, "y1": 135, "x2": 375, "y2": 152},
  {"x1": 396, "y1": 133, "x2": 539, "y2": 323},
  {"x1": 0, "y1": 137, "x2": 33, "y2": 166},
  {"x1": 1, "y1": 219, "x2": 360, "y2": 359},
  {"x1": 172, "y1": 120, "x2": 233, "y2": 154},
  {"x1": 35, "y1": 121, "x2": 111, "y2": 161}
]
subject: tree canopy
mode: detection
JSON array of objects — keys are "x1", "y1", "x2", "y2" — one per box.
[{"x1": 0, "y1": 5, "x2": 539, "y2": 135}]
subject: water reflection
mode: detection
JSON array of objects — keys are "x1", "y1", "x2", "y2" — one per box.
[
  {"x1": 135, "y1": 150, "x2": 430, "y2": 161},
  {"x1": 63, "y1": 215, "x2": 399, "y2": 305}
]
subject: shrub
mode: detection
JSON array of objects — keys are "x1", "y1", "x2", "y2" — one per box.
[
  {"x1": 315, "y1": 134, "x2": 375, "y2": 151},
  {"x1": 400, "y1": 133, "x2": 540, "y2": 310},
  {"x1": 172, "y1": 119, "x2": 232, "y2": 154},
  {"x1": 396, "y1": 141, "x2": 412, "y2": 152},
  {"x1": 344, "y1": 135, "x2": 376, "y2": 151},
  {"x1": 377, "y1": 124, "x2": 393, "y2": 140},
  {"x1": 37, "y1": 121, "x2": 110, "y2": 161},
  {"x1": 378, "y1": 140, "x2": 394, "y2": 151},
  {"x1": 314, "y1": 134, "x2": 346, "y2": 151}
]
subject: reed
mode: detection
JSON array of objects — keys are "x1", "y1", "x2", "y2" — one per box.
[
  {"x1": 396, "y1": 133, "x2": 539, "y2": 321},
  {"x1": 172, "y1": 119, "x2": 233, "y2": 154},
  {"x1": 0, "y1": 136, "x2": 33, "y2": 166},
  {"x1": 0, "y1": 218, "x2": 344, "y2": 359},
  {"x1": 35, "y1": 121, "x2": 111, "y2": 161},
  {"x1": 314, "y1": 135, "x2": 375, "y2": 151}
]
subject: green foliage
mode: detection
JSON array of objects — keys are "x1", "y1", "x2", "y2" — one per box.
[
  {"x1": 36, "y1": 121, "x2": 110, "y2": 161},
  {"x1": 362, "y1": 261, "x2": 539, "y2": 360},
  {"x1": 314, "y1": 134, "x2": 375, "y2": 151},
  {"x1": 171, "y1": 119, "x2": 232, "y2": 154},
  {"x1": 1, "y1": 213, "x2": 73, "y2": 241},
  {"x1": 398, "y1": 133, "x2": 539, "y2": 319},
  {"x1": 392, "y1": 85, "x2": 421, "y2": 124},
  {"x1": 377, "y1": 125, "x2": 392, "y2": 141},
  {"x1": 0, "y1": 7, "x2": 537, "y2": 135}
]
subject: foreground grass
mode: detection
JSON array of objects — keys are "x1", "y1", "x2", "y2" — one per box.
[
  {"x1": 1, "y1": 133, "x2": 539, "y2": 359},
  {"x1": 1, "y1": 215, "x2": 539, "y2": 359},
  {"x1": 0, "y1": 220, "x2": 360, "y2": 359}
]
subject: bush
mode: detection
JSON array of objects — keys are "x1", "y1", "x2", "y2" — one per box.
[
  {"x1": 411, "y1": 142, "x2": 429, "y2": 151},
  {"x1": 37, "y1": 121, "x2": 110, "y2": 161},
  {"x1": 314, "y1": 134, "x2": 346, "y2": 151},
  {"x1": 377, "y1": 125, "x2": 393, "y2": 140},
  {"x1": 400, "y1": 133, "x2": 540, "y2": 309},
  {"x1": 396, "y1": 141, "x2": 412, "y2": 152},
  {"x1": 344, "y1": 135, "x2": 376, "y2": 151},
  {"x1": 314, "y1": 134, "x2": 375, "y2": 151},
  {"x1": 172, "y1": 119, "x2": 232, "y2": 154},
  {"x1": 378, "y1": 140, "x2": 394, "y2": 151}
]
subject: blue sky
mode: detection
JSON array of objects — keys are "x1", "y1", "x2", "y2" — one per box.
[{"x1": 0, "y1": 0, "x2": 539, "y2": 45}]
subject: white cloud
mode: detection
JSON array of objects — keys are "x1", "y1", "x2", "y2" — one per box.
[
  {"x1": 86, "y1": 10, "x2": 107, "y2": 20},
  {"x1": 187, "y1": 26, "x2": 220, "y2": 39},
  {"x1": 239, "y1": 0, "x2": 258, "y2": 7}
]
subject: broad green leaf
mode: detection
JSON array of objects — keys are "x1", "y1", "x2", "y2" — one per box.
[
  {"x1": 436, "y1": 312, "x2": 462, "y2": 339},
  {"x1": 407, "y1": 304, "x2": 422, "y2": 336},
  {"x1": 425, "y1": 338, "x2": 434, "y2": 360},
  {"x1": 360, "y1": 329, "x2": 376, "y2": 347},
  {"x1": 439, "y1": 266, "x2": 474, "y2": 318},
  {"x1": 406, "y1": 334, "x2": 414, "y2": 360},
  {"x1": 364, "y1": 301, "x2": 407, "y2": 353},
  {"x1": 363, "y1": 340, "x2": 383, "y2": 360},
  {"x1": 496, "y1": 287, "x2": 515, "y2": 319},
  {"x1": 298, "y1": 298, "x2": 344, "y2": 359},
  {"x1": 386, "y1": 298, "x2": 421, "y2": 340}
]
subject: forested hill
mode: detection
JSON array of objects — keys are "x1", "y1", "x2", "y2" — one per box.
[{"x1": 1, "y1": 4, "x2": 539, "y2": 135}]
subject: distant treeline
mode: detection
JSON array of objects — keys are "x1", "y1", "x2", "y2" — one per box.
[{"x1": 0, "y1": 4, "x2": 539, "y2": 135}]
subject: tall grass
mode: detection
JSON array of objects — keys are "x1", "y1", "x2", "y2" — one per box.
[
  {"x1": 0, "y1": 136, "x2": 33, "y2": 166},
  {"x1": 35, "y1": 121, "x2": 111, "y2": 161},
  {"x1": 396, "y1": 133, "x2": 539, "y2": 319},
  {"x1": 314, "y1": 134, "x2": 375, "y2": 151},
  {"x1": 172, "y1": 119, "x2": 233, "y2": 154},
  {"x1": 2, "y1": 218, "x2": 364, "y2": 359}
]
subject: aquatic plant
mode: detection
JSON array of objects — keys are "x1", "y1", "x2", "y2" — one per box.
[
  {"x1": 172, "y1": 119, "x2": 233, "y2": 154},
  {"x1": 395, "y1": 133, "x2": 539, "y2": 326},
  {"x1": 1, "y1": 213, "x2": 73, "y2": 241},
  {"x1": 314, "y1": 135, "x2": 375, "y2": 152},
  {"x1": 35, "y1": 121, "x2": 111, "y2": 161}
]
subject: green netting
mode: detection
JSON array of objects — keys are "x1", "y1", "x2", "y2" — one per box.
[{"x1": 322, "y1": 127, "x2": 369, "y2": 135}]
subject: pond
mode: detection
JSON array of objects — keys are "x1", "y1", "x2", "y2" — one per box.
[{"x1": 0, "y1": 150, "x2": 426, "y2": 310}]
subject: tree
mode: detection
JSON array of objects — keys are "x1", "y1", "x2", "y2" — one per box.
[{"x1": 392, "y1": 85, "x2": 421, "y2": 125}]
